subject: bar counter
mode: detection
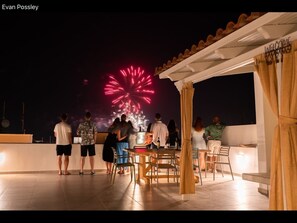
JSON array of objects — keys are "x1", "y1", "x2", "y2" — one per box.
[{"x1": 0, "y1": 143, "x2": 104, "y2": 173}]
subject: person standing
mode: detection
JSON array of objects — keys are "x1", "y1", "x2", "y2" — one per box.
[
  {"x1": 115, "y1": 114, "x2": 130, "y2": 174},
  {"x1": 204, "y1": 115, "x2": 225, "y2": 172},
  {"x1": 127, "y1": 120, "x2": 137, "y2": 149},
  {"x1": 144, "y1": 123, "x2": 153, "y2": 149},
  {"x1": 167, "y1": 119, "x2": 180, "y2": 147},
  {"x1": 191, "y1": 117, "x2": 207, "y2": 171},
  {"x1": 54, "y1": 113, "x2": 72, "y2": 175},
  {"x1": 77, "y1": 112, "x2": 97, "y2": 175},
  {"x1": 151, "y1": 113, "x2": 169, "y2": 149},
  {"x1": 102, "y1": 117, "x2": 120, "y2": 174}
]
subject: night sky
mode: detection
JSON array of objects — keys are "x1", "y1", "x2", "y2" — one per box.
[{"x1": 0, "y1": 10, "x2": 256, "y2": 141}]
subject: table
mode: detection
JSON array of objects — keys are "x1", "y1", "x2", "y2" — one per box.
[
  {"x1": 125, "y1": 148, "x2": 210, "y2": 184},
  {"x1": 125, "y1": 148, "x2": 181, "y2": 184}
]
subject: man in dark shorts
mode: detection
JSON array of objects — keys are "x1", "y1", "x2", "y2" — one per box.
[
  {"x1": 77, "y1": 112, "x2": 97, "y2": 175},
  {"x1": 54, "y1": 113, "x2": 72, "y2": 175}
]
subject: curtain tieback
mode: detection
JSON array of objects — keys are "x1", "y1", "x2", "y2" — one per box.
[
  {"x1": 181, "y1": 139, "x2": 192, "y2": 156},
  {"x1": 279, "y1": 115, "x2": 297, "y2": 126},
  {"x1": 182, "y1": 139, "x2": 191, "y2": 146},
  {"x1": 183, "y1": 139, "x2": 191, "y2": 143}
]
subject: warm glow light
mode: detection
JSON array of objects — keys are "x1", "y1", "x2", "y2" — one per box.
[
  {"x1": 0, "y1": 152, "x2": 5, "y2": 165},
  {"x1": 233, "y1": 180, "x2": 248, "y2": 209},
  {"x1": 235, "y1": 151, "x2": 250, "y2": 172}
]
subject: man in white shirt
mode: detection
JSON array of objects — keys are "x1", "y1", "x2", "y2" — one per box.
[
  {"x1": 151, "y1": 113, "x2": 169, "y2": 149},
  {"x1": 54, "y1": 113, "x2": 72, "y2": 175}
]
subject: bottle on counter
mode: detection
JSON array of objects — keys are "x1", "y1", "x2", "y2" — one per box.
[{"x1": 157, "y1": 137, "x2": 160, "y2": 149}]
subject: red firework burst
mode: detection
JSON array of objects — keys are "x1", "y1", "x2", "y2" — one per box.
[{"x1": 104, "y1": 66, "x2": 154, "y2": 113}]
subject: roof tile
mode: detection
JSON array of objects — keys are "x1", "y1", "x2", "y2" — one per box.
[
  {"x1": 234, "y1": 13, "x2": 248, "y2": 29},
  {"x1": 205, "y1": 34, "x2": 215, "y2": 46},
  {"x1": 213, "y1": 28, "x2": 225, "y2": 41},
  {"x1": 155, "y1": 12, "x2": 266, "y2": 75},
  {"x1": 222, "y1": 21, "x2": 236, "y2": 35},
  {"x1": 197, "y1": 40, "x2": 206, "y2": 50},
  {"x1": 190, "y1": 44, "x2": 197, "y2": 54}
]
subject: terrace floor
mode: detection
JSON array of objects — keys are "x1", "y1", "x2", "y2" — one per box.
[{"x1": 0, "y1": 170, "x2": 269, "y2": 211}]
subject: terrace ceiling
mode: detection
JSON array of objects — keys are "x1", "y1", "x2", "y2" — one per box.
[{"x1": 154, "y1": 12, "x2": 297, "y2": 90}]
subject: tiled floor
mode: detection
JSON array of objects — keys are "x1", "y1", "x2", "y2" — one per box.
[{"x1": 0, "y1": 170, "x2": 269, "y2": 210}]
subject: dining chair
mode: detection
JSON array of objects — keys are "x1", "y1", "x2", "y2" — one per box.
[
  {"x1": 110, "y1": 147, "x2": 136, "y2": 184},
  {"x1": 149, "y1": 148, "x2": 178, "y2": 184},
  {"x1": 205, "y1": 145, "x2": 234, "y2": 181},
  {"x1": 192, "y1": 149, "x2": 203, "y2": 185}
]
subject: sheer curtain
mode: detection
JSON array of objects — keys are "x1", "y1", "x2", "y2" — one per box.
[
  {"x1": 254, "y1": 39, "x2": 297, "y2": 210},
  {"x1": 179, "y1": 82, "x2": 195, "y2": 195}
]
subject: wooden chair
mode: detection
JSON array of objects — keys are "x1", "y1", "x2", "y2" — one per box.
[
  {"x1": 205, "y1": 146, "x2": 234, "y2": 181},
  {"x1": 110, "y1": 147, "x2": 136, "y2": 184},
  {"x1": 192, "y1": 149, "x2": 203, "y2": 185},
  {"x1": 149, "y1": 149, "x2": 178, "y2": 184}
]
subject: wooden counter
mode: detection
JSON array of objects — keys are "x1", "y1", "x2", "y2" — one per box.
[{"x1": 0, "y1": 134, "x2": 33, "y2": 143}]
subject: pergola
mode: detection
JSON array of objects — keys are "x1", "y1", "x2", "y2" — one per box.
[{"x1": 155, "y1": 12, "x2": 297, "y2": 210}]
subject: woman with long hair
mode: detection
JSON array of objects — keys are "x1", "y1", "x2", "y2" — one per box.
[
  {"x1": 191, "y1": 117, "x2": 207, "y2": 170},
  {"x1": 167, "y1": 119, "x2": 179, "y2": 147},
  {"x1": 102, "y1": 117, "x2": 120, "y2": 174}
]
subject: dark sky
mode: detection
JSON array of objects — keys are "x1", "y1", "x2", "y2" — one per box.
[{"x1": 0, "y1": 11, "x2": 256, "y2": 140}]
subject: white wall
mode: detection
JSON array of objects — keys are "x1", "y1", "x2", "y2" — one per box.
[
  {"x1": 253, "y1": 71, "x2": 277, "y2": 193},
  {"x1": 217, "y1": 125, "x2": 258, "y2": 175},
  {"x1": 0, "y1": 144, "x2": 105, "y2": 173},
  {"x1": 0, "y1": 126, "x2": 260, "y2": 175},
  {"x1": 218, "y1": 146, "x2": 258, "y2": 175},
  {"x1": 221, "y1": 124, "x2": 257, "y2": 146}
]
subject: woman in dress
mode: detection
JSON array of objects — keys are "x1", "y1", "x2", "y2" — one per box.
[
  {"x1": 167, "y1": 119, "x2": 179, "y2": 148},
  {"x1": 102, "y1": 118, "x2": 120, "y2": 174},
  {"x1": 191, "y1": 117, "x2": 207, "y2": 171}
]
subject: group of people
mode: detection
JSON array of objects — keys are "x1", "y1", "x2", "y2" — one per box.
[
  {"x1": 53, "y1": 112, "x2": 97, "y2": 175},
  {"x1": 144, "y1": 113, "x2": 180, "y2": 150},
  {"x1": 54, "y1": 111, "x2": 139, "y2": 176},
  {"x1": 54, "y1": 110, "x2": 225, "y2": 176},
  {"x1": 191, "y1": 115, "x2": 225, "y2": 173},
  {"x1": 102, "y1": 114, "x2": 137, "y2": 175},
  {"x1": 102, "y1": 112, "x2": 179, "y2": 175}
]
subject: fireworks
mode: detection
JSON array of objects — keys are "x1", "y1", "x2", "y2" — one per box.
[
  {"x1": 104, "y1": 66, "x2": 154, "y2": 114},
  {"x1": 110, "y1": 106, "x2": 149, "y2": 132},
  {"x1": 104, "y1": 65, "x2": 154, "y2": 131}
]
